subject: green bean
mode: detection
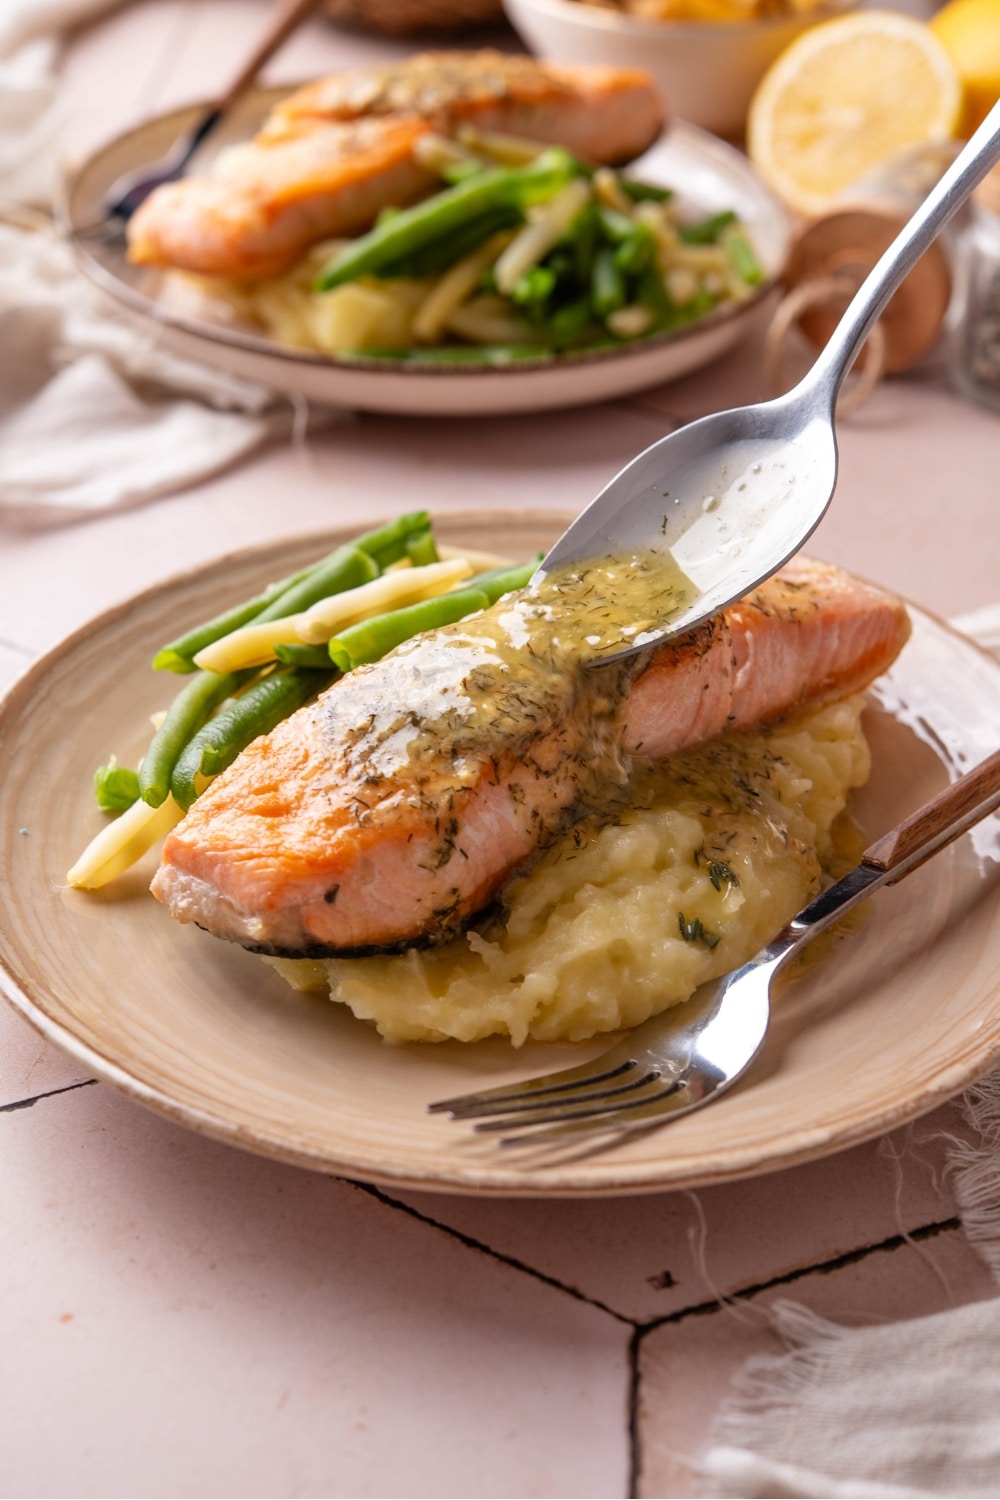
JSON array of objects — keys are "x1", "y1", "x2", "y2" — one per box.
[
  {"x1": 725, "y1": 229, "x2": 764, "y2": 286},
  {"x1": 547, "y1": 296, "x2": 594, "y2": 348},
  {"x1": 356, "y1": 511, "x2": 433, "y2": 568},
  {"x1": 680, "y1": 210, "x2": 737, "y2": 245},
  {"x1": 152, "y1": 561, "x2": 318, "y2": 672},
  {"x1": 170, "y1": 667, "x2": 333, "y2": 810},
  {"x1": 139, "y1": 668, "x2": 250, "y2": 808},
  {"x1": 591, "y1": 246, "x2": 626, "y2": 319},
  {"x1": 619, "y1": 179, "x2": 673, "y2": 204},
  {"x1": 613, "y1": 222, "x2": 656, "y2": 276},
  {"x1": 246, "y1": 544, "x2": 376, "y2": 628},
  {"x1": 510, "y1": 265, "x2": 557, "y2": 308},
  {"x1": 378, "y1": 206, "x2": 522, "y2": 279},
  {"x1": 94, "y1": 761, "x2": 140, "y2": 813},
  {"x1": 153, "y1": 513, "x2": 430, "y2": 673},
  {"x1": 406, "y1": 529, "x2": 439, "y2": 566},
  {"x1": 467, "y1": 556, "x2": 541, "y2": 601},
  {"x1": 569, "y1": 200, "x2": 599, "y2": 285},
  {"x1": 274, "y1": 641, "x2": 337, "y2": 669},
  {"x1": 637, "y1": 264, "x2": 672, "y2": 322},
  {"x1": 595, "y1": 204, "x2": 636, "y2": 245},
  {"x1": 328, "y1": 586, "x2": 491, "y2": 671},
  {"x1": 440, "y1": 158, "x2": 488, "y2": 185},
  {"x1": 316, "y1": 149, "x2": 580, "y2": 290}
]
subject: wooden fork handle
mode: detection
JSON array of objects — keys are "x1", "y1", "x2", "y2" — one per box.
[
  {"x1": 216, "y1": 0, "x2": 324, "y2": 116},
  {"x1": 863, "y1": 746, "x2": 1000, "y2": 876}
]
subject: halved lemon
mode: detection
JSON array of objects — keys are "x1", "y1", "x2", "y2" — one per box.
[
  {"x1": 747, "y1": 10, "x2": 962, "y2": 217},
  {"x1": 930, "y1": 0, "x2": 1000, "y2": 136}
]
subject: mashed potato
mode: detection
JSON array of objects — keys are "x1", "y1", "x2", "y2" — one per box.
[{"x1": 268, "y1": 694, "x2": 870, "y2": 1044}]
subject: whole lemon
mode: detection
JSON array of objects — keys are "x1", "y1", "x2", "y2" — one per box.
[{"x1": 930, "y1": 0, "x2": 1000, "y2": 135}]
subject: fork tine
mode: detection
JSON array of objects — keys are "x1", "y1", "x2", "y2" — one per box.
[
  {"x1": 443, "y1": 1061, "x2": 659, "y2": 1119},
  {"x1": 474, "y1": 1071, "x2": 678, "y2": 1133},
  {"x1": 427, "y1": 1042, "x2": 637, "y2": 1115},
  {"x1": 497, "y1": 1076, "x2": 703, "y2": 1148}
]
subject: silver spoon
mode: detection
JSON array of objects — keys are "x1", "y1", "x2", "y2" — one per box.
[
  {"x1": 538, "y1": 101, "x2": 1000, "y2": 663},
  {"x1": 104, "y1": 0, "x2": 321, "y2": 221}
]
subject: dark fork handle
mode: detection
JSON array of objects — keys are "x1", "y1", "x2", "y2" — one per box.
[{"x1": 215, "y1": 0, "x2": 323, "y2": 117}]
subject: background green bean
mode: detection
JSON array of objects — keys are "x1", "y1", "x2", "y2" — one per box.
[{"x1": 316, "y1": 150, "x2": 579, "y2": 290}]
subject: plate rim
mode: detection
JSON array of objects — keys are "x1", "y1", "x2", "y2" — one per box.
[{"x1": 2, "y1": 516, "x2": 1000, "y2": 1198}]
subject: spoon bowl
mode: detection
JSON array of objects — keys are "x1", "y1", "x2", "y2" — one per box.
[{"x1": 540, "y1": 100, "x2": 1000, "y2": 663}]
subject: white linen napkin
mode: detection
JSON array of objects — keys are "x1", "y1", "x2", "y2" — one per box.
[
  {"x1": 697, "y1": 613, "x2": 1000, "y2": 1500},
  {"x1": 0, "y1": 2, "x2": 327, "y2": 523},
  {"x1": 0, "y1": 1, "x2": 124, "y2": 206},
  {"x1": 0, "y1": 211, "x2": 293, "y2": 523}
]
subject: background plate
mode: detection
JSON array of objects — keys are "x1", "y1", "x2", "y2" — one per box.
[
  {"x1": 64, "y1": 90, "x2": 790, "y2": 416},
  {"x1": 1, "y1": 512, "x2": 999, "y2": 1196}
]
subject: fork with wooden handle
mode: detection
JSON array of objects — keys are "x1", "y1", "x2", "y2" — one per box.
[{"x1": 430, "y1": 746, "x2": 1000, "y2": 1148}]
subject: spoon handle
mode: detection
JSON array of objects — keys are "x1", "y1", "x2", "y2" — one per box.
[
  {"x1": 215, "y1": 0, "x2": 324, "y2": 116},
  {"x1": 805, "y1": 99, "x2": 1000, "y2": 405}
]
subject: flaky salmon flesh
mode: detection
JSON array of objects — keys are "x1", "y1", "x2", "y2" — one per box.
[
  {"x1": 126, "y1": 52, "x2": 665, "y2": 279},
  {"x1": 151, "y1": 558, "x2": 911, "y2": 957}
]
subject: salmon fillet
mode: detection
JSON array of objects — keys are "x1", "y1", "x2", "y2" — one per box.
[
  {"x1": 151, "y1": 558, "x2": 910, "y2": 957},
  {"x1": 126, "y1": 52, "x2": 665, "y2": 279}
]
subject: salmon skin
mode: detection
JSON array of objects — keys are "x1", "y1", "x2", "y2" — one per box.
[
  {"x1": 126, "y1": 51, "x2": 665, "y2": 279},
  {"x1": 151, "y1": 558, "x2": 910, "y2": 958}
]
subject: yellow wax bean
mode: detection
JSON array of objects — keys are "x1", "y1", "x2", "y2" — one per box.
[
  {"x1": 297, "y1": 559, "x2": 473, "y2": 644},
  {"x1": 67, "y1": 793, "x2": 185, "y2": 890},
  {"x1": 193, "y1": 618, "x2": 309, "y2": 673}
]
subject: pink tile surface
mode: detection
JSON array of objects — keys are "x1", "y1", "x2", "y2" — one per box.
[{"x1": 3, "y1": 1083, "x2": 630, "y2": 1499}]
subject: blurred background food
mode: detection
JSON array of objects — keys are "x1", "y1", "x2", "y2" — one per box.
[
  {"x1": 929, "y1": 0, "x2": 1000, "y2": 136},
  {"x1": 745, "y1": 9, "x2": 962, "y2": 215},
  {"x1": 569, "y1": 0, "x2": 835, "y2": 18},
  {"x1": 323, "y1": 0, "x2": 505, "y2": 33},
  {"x1": 502, "y1": 0, "x2": 859, "y2": 137}
]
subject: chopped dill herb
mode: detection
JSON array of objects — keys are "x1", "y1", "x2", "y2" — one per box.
[
  {"x1": 678, "y1": 912, "x2": 720, "y2": 949},
  {"x1": 707, "y1": 860, "x2": 740, "y2": 893}
]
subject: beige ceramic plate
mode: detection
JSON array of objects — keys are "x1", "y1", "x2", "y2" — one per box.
[
  {"x1": 2, "y1": 513, "x2": 999, "y2": 1197},
  {"x1": 62, "y1": 89, "x2": 789, "y2": 417}
]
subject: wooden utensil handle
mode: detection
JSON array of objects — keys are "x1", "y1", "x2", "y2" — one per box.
[
  {"x1": 216, "y1": 0, "x2": 322, "y2": 114},
  {"x1": 863, "y1": 746, "x2": 1000, "y2": 874}
]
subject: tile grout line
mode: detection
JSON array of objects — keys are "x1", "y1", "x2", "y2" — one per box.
[
  {"x1": 346, "y1": 1177, "x2": 634, "y2": 1326},
  {"x1": 0, "y1": 1077, "x2": 98, "y2": 1114},
  {"x1": 638, "y1": 1214, "x2": 964, "y2": 1332},
  {"x1": 626, "y1": 1326, "x2": 643, "y2": 1500}
]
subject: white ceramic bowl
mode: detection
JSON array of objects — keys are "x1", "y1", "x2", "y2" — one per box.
[{"x1": 503, "y1": 0, "x2": 856, "y2": 139}]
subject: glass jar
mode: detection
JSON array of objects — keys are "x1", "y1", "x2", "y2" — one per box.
[{"x1": 951, "y1": 197, "x2": 1000, "y2": 414}]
